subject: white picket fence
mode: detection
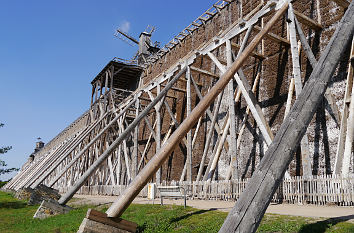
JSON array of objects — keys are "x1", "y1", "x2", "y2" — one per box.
[
  {"x1": 64, "y1": 174, "x2": 354, "y2": 206},
  {"x1": 282, "y1": 175, "x2": 354, "y2": 205}
]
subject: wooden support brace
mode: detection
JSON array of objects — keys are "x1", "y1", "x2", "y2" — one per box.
[
  {"x1": 207, "y1": 51, "x2": 274, "y2": 145},
  {"x1": 219, "y1": 3, "x2": 354, "y2": 232},
  {"x1": 253, "y1": 25, "x2": 290, "y2": 46},
  {"x1": 293, "y1": 10, "x2": 323, "y2": 31},
  {"x1": 190, "y1": 66, "x2": 220, "y2": 79},
  {"x1": 105, "y1": 2, "x2": 290, "y2": 218}
]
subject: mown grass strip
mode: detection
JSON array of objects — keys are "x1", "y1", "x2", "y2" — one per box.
[{"x1": 0, "y1": 191, "x2": 353, "y2": 232}]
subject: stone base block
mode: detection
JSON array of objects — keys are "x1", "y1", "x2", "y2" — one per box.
[
  {"x1": 77, "y1": 209, "x2": 137, "y2": 233},
  {"x1": 15, "y1": 187, "x2": 34, "y2": 200},
  {"x1": 33, "y1": 199, "x2": 72, "y2": 219},
  {"x1": 28, "y1": 185, "x2": 61, "y2": 205}
]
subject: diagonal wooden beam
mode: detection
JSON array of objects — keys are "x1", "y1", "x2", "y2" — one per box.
[
  {"x1": 105, "y1": 2, "x2": 290, "y2": 218},
  {"x1": 294, "y1": 10, "x2": 323, "y2": 31},
  {"x1": 207, "y1": 51, "x2": 274, "y2": 145},
  {"x1": 253, "y1": 25, "x2": 290, "y2": 46},
  {"x1": 219, "y1": 3, "x2": 354, "y2": 231}
]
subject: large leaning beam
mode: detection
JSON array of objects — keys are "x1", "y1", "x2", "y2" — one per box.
[
  {"x1": 104, "y1": 2, "x2": 289, "y2": 218},
  {"x1": 57, "y1": 67, "x2": 187, "y2": 205},
  {"x1": 219, "y1": 2, "x2": 354, "y2": 232}
]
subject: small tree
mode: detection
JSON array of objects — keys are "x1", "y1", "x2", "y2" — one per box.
[{"x1": 0, "y1": 123, "x2": 19, "y2": 175}]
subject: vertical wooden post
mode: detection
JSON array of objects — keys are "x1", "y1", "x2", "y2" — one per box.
[
  {"x1": 116, "y1": 144, "x2": 122, "y2": 185},
  {"x1": 186, "y1": 66, "x2": 193, "y2": 182},
  {"x1": 156, "y1": 84, "x2": 162, "y2": 184},
  {"x1": 288, "y1": 4, "x2": 312, "y2": 177},
  {"x1": 196, "y1": 90, "x2": 224, "y2": 182},
  {"x1": 341, "y1": 44, "x2": 354, "y2": 176},
  {"x1": 226, "y1": 39, "x2": 238, "y2": 180},
  {"x1": 132, "y1": 99, "x2": 139, "y2": 179},
  {"x1": 335, "y1": 36, "x2": 354, "y2": 174}
]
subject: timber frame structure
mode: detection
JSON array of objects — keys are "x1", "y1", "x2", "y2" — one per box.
[{"x1": 3, "y1": 0, "x2": 354, "y2": 226}]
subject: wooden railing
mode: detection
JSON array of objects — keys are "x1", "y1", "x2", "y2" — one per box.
[{"x1": 67, "y1": 175, "x2": 353, "y2": 206}]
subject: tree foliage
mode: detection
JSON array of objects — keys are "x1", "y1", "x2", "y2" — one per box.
[{"x1": 0, "y1": 123, "x2": 19, "y2": 175}]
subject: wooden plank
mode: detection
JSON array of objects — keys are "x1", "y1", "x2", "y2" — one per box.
[
  {"x1": 253, "y1": 25, "x2": 290, "y2": 46},
  {"x1": 294, "y1": 10, "x2": 323, "y2": 31},
  {"x1": 86, "y1": 209, "x2": 137, "y2": 232},
  {"x1": 190, "y1": 66, "x2": 219, "y2": 78}
]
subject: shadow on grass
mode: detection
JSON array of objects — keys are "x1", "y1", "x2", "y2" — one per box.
[
  {"x1": 136, "y1": 208, "x2": 216, "y2": 233},
  {"x1": 299, "y1": 215, "x2": 354, "y2": 233},
  {"x1": 170, "y1": 208, "x2": 215, "y2": 223},
  {"x1": 0, "y1": 201, "x2": 27, "y2": 209}
]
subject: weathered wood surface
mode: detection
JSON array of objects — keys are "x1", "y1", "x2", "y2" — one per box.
[
  {"x1": 83, "y1": 209, "x2": 137, "y2": 233},
  {"x1": 219, "y1": 2, "x2": 354, "y2": 232}
]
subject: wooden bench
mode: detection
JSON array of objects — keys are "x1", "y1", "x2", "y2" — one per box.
[{"x1": 157, "y1": 186, "x2": 187, "y2": 208}]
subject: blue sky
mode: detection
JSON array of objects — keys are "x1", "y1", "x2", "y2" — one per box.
[{"x1": 0, "y1": 0, "x2": 217, "y2": 180}]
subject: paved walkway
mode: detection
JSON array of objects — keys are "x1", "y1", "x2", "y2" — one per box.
[{"x1": 72, "y1": 194, "x2": 354, "y2": 220}]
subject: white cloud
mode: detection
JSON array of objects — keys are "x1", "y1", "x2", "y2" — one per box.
[{"x1": 119, "y1": 20, "x2": 131, "y2": 33}]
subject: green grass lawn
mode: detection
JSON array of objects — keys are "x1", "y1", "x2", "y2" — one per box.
[{"x1": 0, "y1": 191, "x2": 353, "y2": 233}]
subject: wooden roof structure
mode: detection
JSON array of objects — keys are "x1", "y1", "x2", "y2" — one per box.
[{"x1": 91, "y1": 60, "x2": 143, "y2": 91}]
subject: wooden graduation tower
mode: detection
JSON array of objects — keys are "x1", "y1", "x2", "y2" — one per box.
[{"x1": 4, "y1": 0, "x2": 354, "y2": 232}]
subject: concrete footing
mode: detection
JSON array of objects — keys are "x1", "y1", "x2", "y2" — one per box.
[
  {"x1": 33, "y1": 199, "x2": 72, "y2": 219},
  {"x1": 77, "y1": 209, "x2": 137, "y2": 233}
]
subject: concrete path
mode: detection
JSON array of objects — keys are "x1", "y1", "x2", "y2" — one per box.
[{"x1": 72, "y1": 194, "x2": 354, "y2": 220}]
